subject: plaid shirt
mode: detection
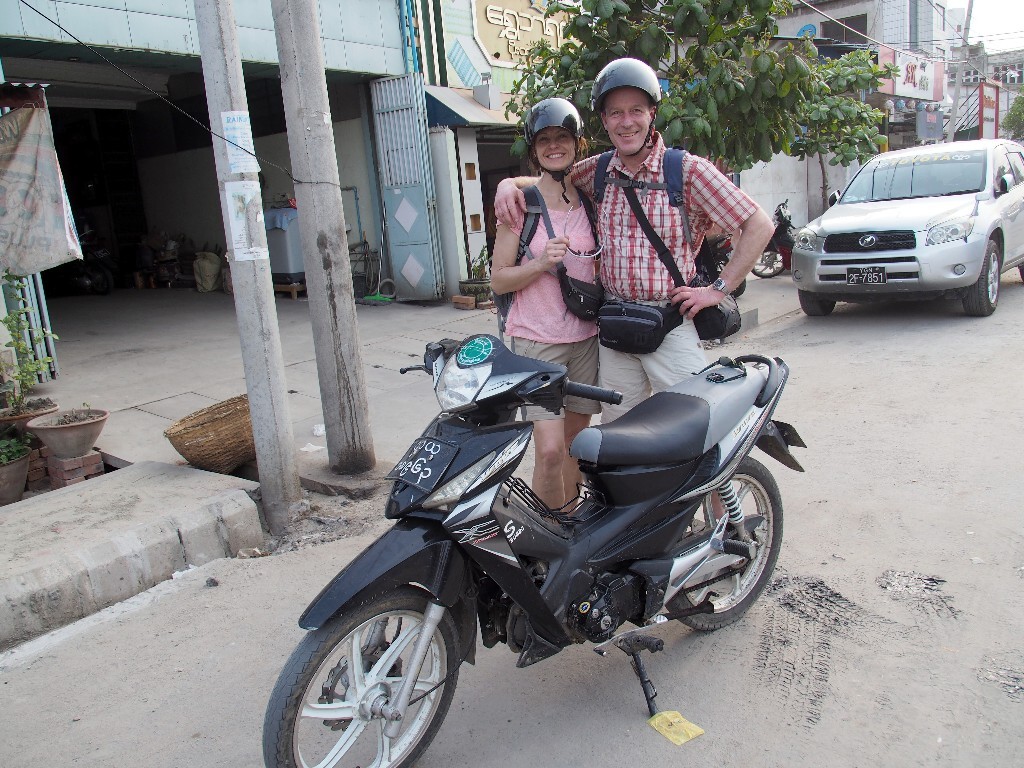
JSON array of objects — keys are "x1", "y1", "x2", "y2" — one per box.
[{"x1": 572, "y1": 134, "x2": 758, "y2": 301}]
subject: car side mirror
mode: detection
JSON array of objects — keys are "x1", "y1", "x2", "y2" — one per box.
[
  {"x1": 827, "y1": 190, "x2": 841, "y2": 207},
  {"x1": 995, "y1": 174, "x2": 1013, "y2": 197}
]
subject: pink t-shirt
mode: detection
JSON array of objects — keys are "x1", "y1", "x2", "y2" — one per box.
[{"x1": 504, "y1": 205, "x2": 599, "y2": 344}]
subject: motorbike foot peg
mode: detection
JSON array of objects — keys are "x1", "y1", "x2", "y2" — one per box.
[{"x1": 722, "y1": 538, "x2": 756, "y2": 560}]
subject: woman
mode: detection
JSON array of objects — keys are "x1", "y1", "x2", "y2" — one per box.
[{"x1": 489, "y1": 98, "x2": 600, "y2": 509}]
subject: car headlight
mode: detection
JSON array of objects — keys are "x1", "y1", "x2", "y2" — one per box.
[
  {"x1": 926, "y1": 219, "x2": 974, "y2": 246},
  {"x1": 435, "y1": 357, "x2": 492, "y2": 412},
  {"x1": 795, "y1": 228, "x2": 822, "y2": 252}
]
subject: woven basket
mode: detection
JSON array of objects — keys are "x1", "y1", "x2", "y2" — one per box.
[{"x1": 163, "y1": 394, "x2": 256, "y2": 474}]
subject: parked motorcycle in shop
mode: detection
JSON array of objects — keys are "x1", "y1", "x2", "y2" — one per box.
[
  {"x1": 752, "y1": 200, "x2": 796, "y2": 279},
  {"x1": 43, "y1": 224, "x2": 119, "y2": 295},
  {"x1": 263, "y1": 333, "x2": 805, "y2": 768}
]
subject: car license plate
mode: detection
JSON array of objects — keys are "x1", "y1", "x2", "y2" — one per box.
[
  {"x1": 846, "y1": 266, "x2": 887, "y2": 285},
  {"x1": 386, "y1": 438, "x2": 458, "y2": 492}
]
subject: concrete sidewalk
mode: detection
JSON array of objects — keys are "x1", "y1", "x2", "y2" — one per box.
[{"x1": 0, "y1": 274, "x2": 800, "y2": 649}]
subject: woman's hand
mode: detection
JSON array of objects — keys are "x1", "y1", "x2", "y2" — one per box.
[{"x1": 536, "y1": 237, "x2": 569, "y2": 272}]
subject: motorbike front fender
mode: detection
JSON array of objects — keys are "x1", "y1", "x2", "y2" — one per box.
[{"x1": 299, "y1": 518, "x2": 470, "y2": 632}]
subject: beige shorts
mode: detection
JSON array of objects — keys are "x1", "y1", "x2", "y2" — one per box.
[{"x1": 512, "y1": 336, "x2": 601, "y2": 420}]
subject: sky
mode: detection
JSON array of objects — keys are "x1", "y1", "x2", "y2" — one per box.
[{"x1": 946, "y1": 0, "x2": 1024, "y2": 53}]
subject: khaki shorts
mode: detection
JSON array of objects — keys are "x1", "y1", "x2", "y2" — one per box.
[{"x1": 512, "y1": 336, "x2": 601, "y2": 420}]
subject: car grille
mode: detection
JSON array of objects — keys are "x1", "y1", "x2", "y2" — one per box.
[{"x1": 823, "y1": 231, "x2": 916, "y2": 253}]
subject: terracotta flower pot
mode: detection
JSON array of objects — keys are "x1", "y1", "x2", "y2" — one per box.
[
  {"x1": 0, "y1": 454, "x2": 29, "y2": 506},
  {"x1": 0, "y1": 401, "x2": 59, "y2": 435},
  {"x1": 25, "y1": 409, "x2": 110, "y2": 459}
]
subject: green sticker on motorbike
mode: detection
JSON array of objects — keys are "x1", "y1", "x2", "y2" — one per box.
[{"x1": 457, "y1": 336, "x2": 494, "y2": 366}]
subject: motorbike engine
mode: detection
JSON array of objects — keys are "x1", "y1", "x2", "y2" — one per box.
[{"x1": 568, "y1": 573, "x2": 642, "y2": 643}]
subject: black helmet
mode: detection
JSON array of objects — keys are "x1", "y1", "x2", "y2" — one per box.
[
  {"x1": 524, "y1": 98, "x2": 584, "y2": 145},
  {"x1": 591, "y1": 58, "x2": 662, "y2": 113}
]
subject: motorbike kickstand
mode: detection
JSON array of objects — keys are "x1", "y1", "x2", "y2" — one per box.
[{"x1": 615, "y1": 634, "x2": 664, "y2": 716}]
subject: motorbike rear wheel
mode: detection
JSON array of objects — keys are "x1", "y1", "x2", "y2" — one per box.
[
  {"x1": 674, "y1": 457, "x2": 783, "y2": 631},
  {"x1": 263, "y1": 588, "x2": 460, "y2": 768},
  {"x1": 752, "y1": 250, "x2": 785, "y2": 278}
]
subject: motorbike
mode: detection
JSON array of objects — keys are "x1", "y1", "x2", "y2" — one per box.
[
  {"x1": 43, "y1": 226, "x2": 119, "y2": 295},
  {"x1": 752, "y1": 200, "x2": 796, "y2": 279},
  {"x1": 263, "y1": 334, "x2": 805, "y2": 768},
  {"x1": 699, "y1": 232, "x2": 746, "y2": 297}
]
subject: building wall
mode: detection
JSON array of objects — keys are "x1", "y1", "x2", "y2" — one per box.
[
  {"x1": 0, "y1": 0, "x2": 405, "y2": 75},
  {"x1": 136, "y1": 118, "x2": 380, "y2": 255}
]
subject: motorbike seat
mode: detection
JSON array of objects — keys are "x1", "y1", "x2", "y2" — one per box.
[{"x1": 570, "y1": 364, "x2": 765, "y2": 466}]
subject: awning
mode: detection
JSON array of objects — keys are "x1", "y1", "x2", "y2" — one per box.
[{"x1": 424, "y1": 85, "x2": 516, "y2": 128}]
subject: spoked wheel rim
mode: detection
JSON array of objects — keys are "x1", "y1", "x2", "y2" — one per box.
[
  {"x1": 753, "y1": 251, "x2": 783, "y2": 277},
  {"x1": 292, "y1": 609, "x2": 448, "y2": 768},
  {"x1": 686, "y1": 472, "x2": 776, "y2": 612}
]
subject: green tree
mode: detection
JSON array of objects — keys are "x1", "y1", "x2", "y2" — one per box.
[
  {"x1": 790, "y1": 50, "x2": 897, "y2": 209},
  {"x1": 508, "y1": 0, "x2": 893, "y2": 177},
  {"x1": 1002, "y1": 93, "x2": 1024, "y2": 140}
]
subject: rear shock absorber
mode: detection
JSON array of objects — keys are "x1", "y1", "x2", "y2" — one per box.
[{"x1": 717, "y1": 480, "x2": 751, "y2": 542}]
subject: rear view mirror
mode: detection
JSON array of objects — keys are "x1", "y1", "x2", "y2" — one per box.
[
  {"x1": 827, "y1": 190, "x2": 842, "y2": 207},
  {"x1": 995, "y1": 174, "x2": 1013, "y2": 197}
]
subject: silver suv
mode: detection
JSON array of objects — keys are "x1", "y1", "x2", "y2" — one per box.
[{"x1": 791, "y1": 139, "x2": 1024, "y2": 317}]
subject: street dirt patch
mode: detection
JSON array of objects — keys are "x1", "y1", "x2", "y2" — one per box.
[
  {"x1": 876, "y1": 569, "x2": 960, "y2": 618},
  {"x1": 266, "y1": 488, "x2": 391, "y2": 555}
]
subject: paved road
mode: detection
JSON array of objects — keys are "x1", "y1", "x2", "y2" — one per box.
[{"x1": 3, "y1": 276, "x2": 1023, "y2": 767}]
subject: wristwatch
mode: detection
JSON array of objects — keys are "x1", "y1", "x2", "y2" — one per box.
[{"x1": 710, "y1": 277, "x2": 728, "y2": 295}]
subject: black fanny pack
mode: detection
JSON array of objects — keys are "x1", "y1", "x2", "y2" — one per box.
[
  {"x1": 597, "y1": 299, "x2": 683, "y2": 354},
  {"x1": 598, "y1": 175, "x2": 741, "y2": 352},
  {"x1": 557, "y1": 263, "x2": 604, "y2": 322}
]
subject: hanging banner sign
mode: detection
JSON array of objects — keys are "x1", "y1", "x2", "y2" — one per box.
[
  {"x1": 979, "y1": 82, "x2": 999, "y2": 139},
  {"x1": 222, "y1": 180, "x2": 269, "y2": 261},
  {"x1": 221, "y1": 111, "x2": 260, "y2": 175},
  {"x1": 0, "y1": 106, "x2": 82, "y2": 276}
]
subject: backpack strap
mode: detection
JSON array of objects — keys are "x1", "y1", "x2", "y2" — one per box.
[
  {"x1": 663, "y1": 147, "x2": 688, "y2": 208},
  {"x1": 593, "y1": 150, "x2": 615, "y2": 204},
  {"x1": 516, "y1": 185, "x2": 544, "y2": 266},
  {"x1": 578, "y1": 193, "x2": 600, "y2": 247}
]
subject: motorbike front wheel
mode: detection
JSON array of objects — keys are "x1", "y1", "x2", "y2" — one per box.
[
  {"x1": 752, "y1": 250, "x2": 785, "y2": 278},
  {"x1": 673, "y1": 457, "x2": 783, "y2": 631},
  {"x1": 263, "y1": 588, "x2": 461, "y2": 768}
]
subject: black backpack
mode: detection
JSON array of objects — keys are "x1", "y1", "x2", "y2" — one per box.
[{"x1": 492, "y1": 185, "x2": 599, "y2": 335}]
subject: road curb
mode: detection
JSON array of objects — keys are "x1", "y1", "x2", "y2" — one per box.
[{"x1": 0, "y1": 480, "x2": 263, "y2": 652}]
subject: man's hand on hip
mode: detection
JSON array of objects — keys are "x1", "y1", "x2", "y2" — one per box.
[{"x1": 669, "y1": 284, "x2": 725, "y2": 319}]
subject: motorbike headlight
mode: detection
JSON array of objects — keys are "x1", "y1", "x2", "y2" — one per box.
[
  {"x1": 926, "y1": 218, "x2": 974, "y2": 246},
  {"x1": 795, "y1": 228, "x2": 821, "y2": 252},
  {"x1": 421, "y1": 431, "x2": 531, "y2": 509},
  {"x1": 435, "y1": 357, "x2": 492, "y2": 412}
]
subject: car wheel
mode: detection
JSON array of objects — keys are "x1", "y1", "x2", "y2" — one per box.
[
  {"x1": 962, "y1": 239, "x2": 1001, "y2": 317},
  {"x1": 798, "y1": 290, "x2": 835, "y2": 317}
]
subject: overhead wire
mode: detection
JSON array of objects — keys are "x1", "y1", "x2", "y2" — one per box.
[{"x1": 16, "y1": 0, "x2": 301, "y2": 183}]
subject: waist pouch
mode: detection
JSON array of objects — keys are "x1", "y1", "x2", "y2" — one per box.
[
  {"x1": 688, "y1": 274, "x2": 742, "y2": 341},
  {"x1": 557, "y1": 264, "x2": 604, "y2": 322},
  {"x1": 597, "y1": 300, "x2": 683, "y2": 354}
]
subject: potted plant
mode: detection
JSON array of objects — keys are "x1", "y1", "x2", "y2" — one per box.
[
  {"x1": 26, "y1": 403, "x2": 109, "y2": 460},
  {"x1": 0, "y1": 426, "x2": 31, "y2": 506},
  {"x1": 0, "y1": 272, "x2": 58, "y2": 432},
  {"x1": 458, "y1": 245, "x2": 492, "y2": 302}
]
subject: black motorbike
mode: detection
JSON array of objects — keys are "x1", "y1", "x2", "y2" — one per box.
[
  {"x1": 699, "y1": 233, "x2": 746, "y2": 297},
  {"x1": 44, "y1": 226, "x2": 119, "y2": 295},
  {"x1": 752, "y1": 200, "x2": 795, "y2": 279},
  {"x1": 263, "y1": 335, "x2": 804, "y2": 768}
]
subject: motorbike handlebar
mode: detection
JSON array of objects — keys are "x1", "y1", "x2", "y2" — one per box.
[{"x1": 566, "y1": 381, "x2": 623, "y2": 405}]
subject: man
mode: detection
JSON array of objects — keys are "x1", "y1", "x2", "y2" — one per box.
[{"x1": 495, "y1": 58, "x2": 774, "y2": 420}]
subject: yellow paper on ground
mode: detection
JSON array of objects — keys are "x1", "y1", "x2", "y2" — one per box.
[{"x1": 648, "y1": 710, "x2": 705, "y2": 745}]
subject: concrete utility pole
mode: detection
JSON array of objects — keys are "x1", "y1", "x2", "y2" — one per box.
[
  {"x1": 946, "y1": 0, "x2": 974, "y2": 142},
  {"x1": 269, "y1": 0, "x2": 376, "y2": 473},
  {"x1": 193, "y1": 0, "x2": 302, "y2": 535}
]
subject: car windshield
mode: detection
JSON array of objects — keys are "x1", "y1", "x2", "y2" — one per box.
[{"x1": 842, "y1": 149, "x2": 987, "y2": 202}]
